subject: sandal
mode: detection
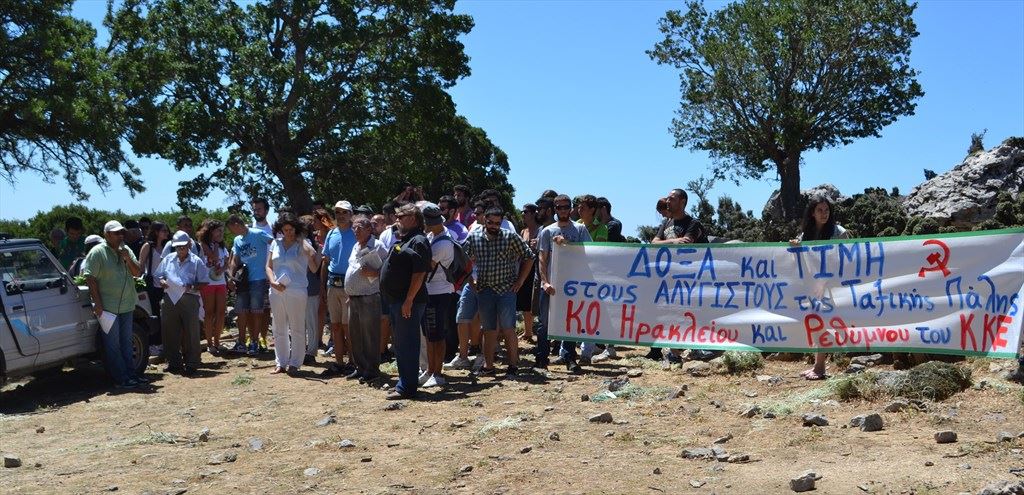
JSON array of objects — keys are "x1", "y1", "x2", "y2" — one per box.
[
  {"x1": 270, "y1": 367, "x2": 286, "y2": 374},
  {"x1": 802, "y1": 369, "x2": 827, "y2": 380}
]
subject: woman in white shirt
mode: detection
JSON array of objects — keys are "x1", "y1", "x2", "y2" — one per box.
[
  {"x1": 198, "y1": 219, "x2": 229, "y2": 355},
  {"x1": 266, "y1": 213, "x2": 322, "y2": 375}
]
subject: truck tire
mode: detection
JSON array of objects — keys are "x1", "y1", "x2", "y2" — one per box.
[{"x1": 131, "y1": 320, "x2": 150, "y2": 377}]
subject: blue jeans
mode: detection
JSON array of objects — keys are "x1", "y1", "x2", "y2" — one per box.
[
  {"x1": 389, "y1": 302, "x2": 425, "y2": 396},
  {"x1": 102, "y1": 312, "x2": 136, "y2": 385},
  {"x1": 561, "y1": 337, "x2": 597, "y2": 362},
  {"x1": 533, "y1": 291, "x2": 551, "y2": 365},
  {"x1": 476, "y1": 289, "x2": 516, "y2": 330}
]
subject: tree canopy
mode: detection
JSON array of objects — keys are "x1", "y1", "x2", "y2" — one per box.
[
  {"x1": 649, "y1": 0, "x2": 924, "y2": 220},
  {"x1": 1, "y1": 0, "x2": 141, "y2": 199},
  {"x1": 107, "y1": 0, "x2": 511, "y2": 213}
]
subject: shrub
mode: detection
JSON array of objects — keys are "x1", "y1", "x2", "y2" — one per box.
[{"x1": 721, "y1": 351, "x2": 764, "y2": 374}]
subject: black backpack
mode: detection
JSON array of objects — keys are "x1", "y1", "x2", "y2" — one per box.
[{"x1": 428, "y1": 234, "x2": 469, "y2": 285}]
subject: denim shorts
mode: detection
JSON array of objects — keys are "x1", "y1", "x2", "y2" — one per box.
[
  {"x1": 476, "y1": 288, "x2": 516, "y2": 331},
  {"x1": 235, "y1": 278, "x2": 269, "y2": 312},
  {"x1": 455, "y1": 283, "x2": 478, "y2": 323}
]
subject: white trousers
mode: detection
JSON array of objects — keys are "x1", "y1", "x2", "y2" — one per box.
[{"x1": 270, "y1": 290, "x2": 307, "y2": 368}]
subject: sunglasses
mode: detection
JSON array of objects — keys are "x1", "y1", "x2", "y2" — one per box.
[{"x1": 554, "y1": 205, "x2": 571, "y2": 210}]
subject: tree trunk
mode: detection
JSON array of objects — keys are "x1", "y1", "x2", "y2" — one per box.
[
  {"x1": 279, "y1": 170, "x2": 314, "y2": 214},
  {"x1": 777, "y1": 152, "x2": 802, "y2": 221}
]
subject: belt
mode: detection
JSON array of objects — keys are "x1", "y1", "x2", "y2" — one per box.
[{"x1": 348, "y1": 293, "x2": 379, "y2": 298}]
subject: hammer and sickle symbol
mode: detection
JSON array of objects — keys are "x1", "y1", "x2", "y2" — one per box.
[{"x1": 917, "y1": 239, "x2": 951, "y2": 278}]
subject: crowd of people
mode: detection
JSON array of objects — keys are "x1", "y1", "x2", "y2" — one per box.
[{"x1": 61, "y1": 185, "x2": 1024, "y2": 394}]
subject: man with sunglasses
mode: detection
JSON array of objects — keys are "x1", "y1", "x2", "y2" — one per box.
[
  {"x1": 535, "y1": 195, "x2": 592, "y2": 372},
  {"x1": 462, "y1": 207, "x2": 534, "y2": 377},
  {"x1": 437, "y1": 195, "x2": 469, "y2": 242},
  {"x1": 321, "y1": 201, "x2": 357, "y2": 375}
]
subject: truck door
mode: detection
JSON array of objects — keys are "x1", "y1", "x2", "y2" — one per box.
[
  {"x1": 1, "y1": 247, "x2": 80, "y2": 361},
  {"x1": 0, "y1": 250, "x2": 39, "y2": 364}
]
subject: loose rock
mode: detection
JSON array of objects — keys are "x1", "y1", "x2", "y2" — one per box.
[
  {"x1": 361, "y1": 456, "x2": 372, "y2": 462},
  {"x1": 756, "y1": 375, "x2": 783, "y2": 386},
  {"x1": 303, "y1": 467, "x2": 320, "y2": 477},
  {"x1": 802, "y1": 414, "x2": 829, "y2": 427},
  {"x1": 726, "y1": 453, "x2": 750, "y2": 463},
  {"x1": 459, "y1": 465, "x2": 473, "y2": 474},
  {"x1": 626, "y1": 369, "x2": 643, "y2": 378},
  {"x1": 851, "y1": 413, "x2": 884, "y2": 432},
  {"x1": 197, "y1": 428, "x2": 211, "y2": 442},
  {"x1": 607, "y1": 378, "x2": 629, "y2": 392},
  {"x1": 604, "y1": 430, "x2": 615, "y2": 438},
  {"x1": 977, "y1": 480, "x2": 1024, "y2": 495},
  {"x1": 996, "y1": 432, "x2": 1016, "y2": 443},
  {"x1": 589, "y1": 412, "x2": 613, "y2": 423},
  {"x1": 713, "y1": 434, "x2": 733, "y2": 444},
  {"x1": 683, "y1": 361, "x2": 712, "y2": 377},
  {"x1": 384, "y1": 402, "x2": 404, "y2": 411},
  {"x1": 935, "y1": 431, "x2": 958, "y2": 444},
  {"x1": 664, "y1": 386, "x2": 686, "y2": 400},
  {"x1": 208, "y1": 452, "x2": 238, "y2": 465},
  {"x1": 790, "y1": 471, "x2": 819, "y2": 492},
  {"x1": 925, "y1": 461, "x2": 934, "y2": 467},
  {"x1": 653, "y1": 467, "x2": 662, "y2": 475},
  {"x1": 3, "y1": 455, "x2": 22, "y2": 468},
  {"x1": 740, "y1": 406, "x2": 762, "y2": 418},
  {"x1": 580, "y1": 394, "x2": 590, "y2": 402},
  {"x1": 316, "y1": 415, "x2": 336, "y2": 427},
  {"x1": 884, "y1": 400, "x2": 910, "y2": 413},
  {"x1": 338, "y1": 439, "x2": 355, "y2": 449},
  {"x1": 520, "y1": 445, "x2": 533, "y2": 454},
  {"x1": 690, "y1": 480, "x2": 706, "y2": 488},
  {"x1": 35, "y1": 426, "x2": 45, "y2": 434},
  {"x1": 248, "y1": 438, "x2": 265, "y2": 452},
  {"x1": 548, "y1": 432, "x2": 561, "y2": 441}
]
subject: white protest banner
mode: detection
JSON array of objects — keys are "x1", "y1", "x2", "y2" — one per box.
[{"x1": 549, "y1": 229, "x2": 1024, "y2": 358}]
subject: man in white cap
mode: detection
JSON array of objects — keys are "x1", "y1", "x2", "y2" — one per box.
[
  {"x1": 321, "y1": 200, "x2": 356, "y2": 375},
  {"x1": 68, "y1": 234, "x2": 104, "y2": 277},
  {"x1": 82, "y1": 220, "x2": 145, "y2": 389},
  {"x1": 154, "y1": 231, "x2": 209, "y2": 375}
]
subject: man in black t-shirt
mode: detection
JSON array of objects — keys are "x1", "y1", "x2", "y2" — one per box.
[
  {"x1": 380, "y1": 204, "x2": 432, "y2": 399},
  {"x1": 652, "y1": 188, "x2": 709, "y2": 244}
]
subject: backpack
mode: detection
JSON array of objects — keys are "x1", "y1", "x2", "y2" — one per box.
[{"x1": 428, "y1": 234, "x2": 469, "y2": 285}]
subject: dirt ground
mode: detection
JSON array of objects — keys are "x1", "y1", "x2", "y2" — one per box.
[{"x1": 1, "y1": 338, "x2": 1022, "y2": 495}]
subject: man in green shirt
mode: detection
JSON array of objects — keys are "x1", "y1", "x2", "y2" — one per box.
[
  {"x1": 82, "y1": 220, "x2": 145, "y2": 389},
  {"x1": 577, "y1": 194, "x2": 609, "y2": 242}
]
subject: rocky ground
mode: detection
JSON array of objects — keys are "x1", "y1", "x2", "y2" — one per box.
[{"x1": 1, "y1": 343, "x2": 1022, "y2": 495}]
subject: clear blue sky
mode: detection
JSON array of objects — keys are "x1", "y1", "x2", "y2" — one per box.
[{"x1": 2, "y1": 0, "x2": 1022, "y2": 238}]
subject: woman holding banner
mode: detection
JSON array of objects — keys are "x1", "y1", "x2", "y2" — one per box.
[{"x1": 790, "y1": 196, "x2": 851, "y2": 380}]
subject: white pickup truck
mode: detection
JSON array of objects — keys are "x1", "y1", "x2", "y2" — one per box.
[{"x1": 0, "y1": 236, "x2": 156, "y2": 385}]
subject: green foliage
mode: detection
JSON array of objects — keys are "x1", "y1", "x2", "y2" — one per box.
[
  {"x1": 967, "y1": 129, "x2": 987, "y2": 156},
  {"x1": 828, "y1": 362, "x2": 972, "y2": 402},
  {"x1": 0, "y1": 0, "x2": 141, "y2": 199},
  {"x1": 721, "y1": 351, "x2": 763, "y2": 374},
  {"x1": 714, "y1": 196, "x2": 764, "y2": 241},
  {"x1": 836, "y1": 187, "x2": 908, "y2": 238},
  {"x1": 636, "y1": 225, "x2": 660, "y2": 243},
  {"x1": 649, "y1": 0, "x2": 923, "y2": 220},
  {"x1": 1003, "y1": 136, "x2": 1024, "y2": 148},
  {"x1": 107, "y1": 0, "x2": 511, "y2": 214},
  {"x1": 0, "y1": 204, "x2": 236, "y2": 249}
]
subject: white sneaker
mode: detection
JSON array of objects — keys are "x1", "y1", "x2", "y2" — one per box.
[
  {"x1": 418, "y1": 370, "x2": 430, "y2": 386},
  {"x1": 444, "y1": 355, "x2": 472, "y2": 370},
  {"x1": 433, "y1": 374, "x2": 447, "y2": 386},
  {"x1": 423, "y1": 374, "x2": 441, "y2": 388},
  {"x1": 471, "y1": 354, "x2": 485, "y2": 371},
  {"x1": 592, "y1": 350, "x2": 612, "y2": 363}
]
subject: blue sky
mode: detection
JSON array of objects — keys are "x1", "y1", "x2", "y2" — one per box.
[{"x1": 2, "y1": 0, "x2": 1022, "y2": 238}]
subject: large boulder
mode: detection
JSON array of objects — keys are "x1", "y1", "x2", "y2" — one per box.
[
  {"x1": 903, "y1": 141, "x2": 1024, "y2": 228},
  {"x1": 762, "y1": 184, "x2": 847, "y2": 223}
]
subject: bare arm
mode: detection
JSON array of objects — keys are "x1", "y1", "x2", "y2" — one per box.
[{"x1": 85, "y1": 276, "x2": 103, "y2": 317}]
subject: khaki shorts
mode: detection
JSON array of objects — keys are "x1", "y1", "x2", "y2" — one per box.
[{"x1": 327, "y1": 286, "x2": 350, "y2": 326}]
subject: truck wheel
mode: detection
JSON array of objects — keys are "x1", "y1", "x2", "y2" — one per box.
[{"x1": 131, "y1": 320, "x2": 150, "y2": 377}]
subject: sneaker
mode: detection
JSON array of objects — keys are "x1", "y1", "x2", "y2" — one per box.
[
  {"x1": 471, "y1": 354, "x2": 485, "y2": 371},
  {"x1": 231, "y1": 342, "x2": 246, "y2": 353},
  {"x1": 471, "y1": 367, "x2": 496, "y2": 377},
  {"x1": 247, "y1": 342, "x2": 258, "y2": 356},
  {"x1": 444, "y1": 355, "x2": 472, "y2": 370},
  {"x1": 551, "y1": 356, "x2": 567, "y2": 365},
  {"x1": 432, "y1": 374, "x2": 447, "y2": 386},
  {"x1": 325, "y1": 346, "x2": 335, "y2": 357},
  {"x1": 418, "y1": 370, "x2": 431, "y2": 386},
  {"x1": 258, "y1": 345, "x2": 269, "y2": 354},
  {"x1": 505, "y1": 366, "x2": 519, "y2": 378},
  {"x1": 259, "y1": 336, "x2": 268, "y2": 348},
  {"x1": 665, "y1": 351, "x2": 683, "y2": 364},
  {"x1": 423, "y1": 374, "x2": 440, "y2": 388},
  {"x1": 345, "y1": 369, "x2": 362, "y2": 380},
  {"x1": 566, "y1": 360, "x2": 581, "y2": 374},
  {"x1": 148, "y1": 344, "x2": 163, "y2": 356},
  {"x1": 592, "y1": 350, "x2": 613, "y2": 363}
]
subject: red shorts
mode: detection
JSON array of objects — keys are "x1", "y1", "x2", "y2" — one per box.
[{"x1": 200, "y1": 284, "x2": 228, "y2": 297}]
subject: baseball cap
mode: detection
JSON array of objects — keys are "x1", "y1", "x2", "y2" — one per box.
[
  {"x1": 422, "y1": 202, "x2": 444, "y2": 226},
  {"x1": 354, "y1": 204, "x2": 375, "y2": 216},
  {"x1": 334, "y1": 200, "x2": 353, "y2": 212},
  {"x1": 103, "y1": 220, "x2": 126, "y2": 233},
  {"x1": 84, "y1": 234, "x2": 103, "y2": 246},
  {"x1": 170, "y1": 230, "x2": 191, "y2": 247}
]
